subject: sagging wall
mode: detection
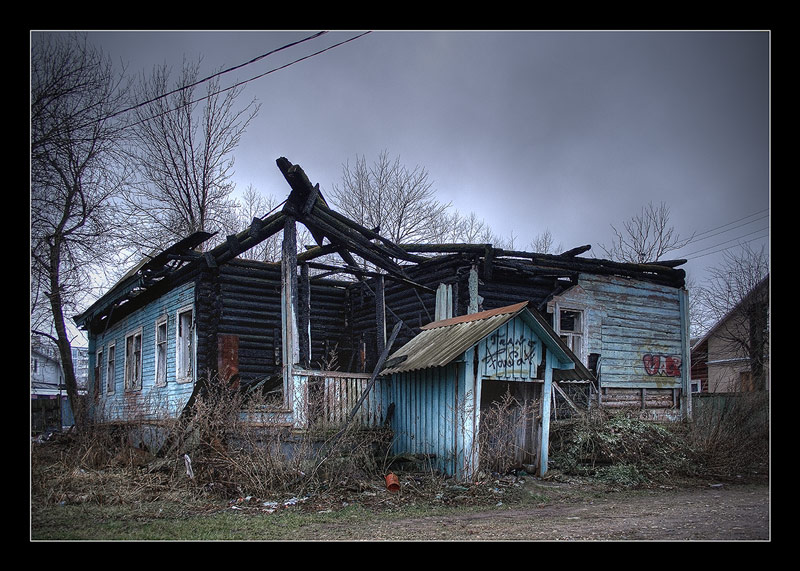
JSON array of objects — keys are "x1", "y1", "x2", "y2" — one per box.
[{"x1": 89, "y1": 280, "x2": 198, "y2": 422}]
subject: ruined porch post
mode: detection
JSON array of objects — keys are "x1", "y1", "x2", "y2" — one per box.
[
  {"x1": 281, "y1": 216, "x2": 304, "y2": 427},
  {"x1": 468, "y1": 264, "x2": 482, "y2": 314},
  {"x1": 539, "y1": 347, "x2": 553, "y2": 477},
  {"x1": 376, "y1": 273, "x2": 386, "y2": 355},
  {"x1": 679, "y1": 288, "x2": 692, "y2": 421}
]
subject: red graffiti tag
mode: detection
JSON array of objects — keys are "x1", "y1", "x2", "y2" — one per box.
[{"x1": 642, "y1": 354, "x2": 682, "y2": 377}]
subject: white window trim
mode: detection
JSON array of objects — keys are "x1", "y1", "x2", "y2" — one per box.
[
  {"x1": 175, "y1": 305, "x2": 195, "y2": 384},
  {"x1": 124, "y1": 327, "x2": 144, "y2": 392},
  {"x1": 106, "y1": 342, "x2": 116, "y2": 394},
  {"x1": 154, "y1": 315, "x2": 169, "y2": 387},
  {"x1": 554, "y1": 303, "x2": 587, "y2": 365}
]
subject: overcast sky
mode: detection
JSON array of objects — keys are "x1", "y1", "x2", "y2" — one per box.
[{"x1": 77, "y1": 30, "x2": 770, "y2": 289}]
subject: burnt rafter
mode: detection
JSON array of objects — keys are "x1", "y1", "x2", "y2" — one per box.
[
  {"x1": 276, "y1": 157, "x2": 430, "y2": 287},
  {"x1": 399, "y1": 242, "x2": 685, "y2": 288}
]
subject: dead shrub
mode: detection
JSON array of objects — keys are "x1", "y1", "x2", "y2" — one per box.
[
  {"x1": 548, "y1": 409, "x2": 695, "y2": 487},
  {"x1": 687, "y1": 392, "x2": 769, "y2": 479},
  {"x1": 478, "y1": 391, "x2": 540, "y2": 475},
  {"x1": 159, "y1": 376, "x2": 394, "y2": 498}
]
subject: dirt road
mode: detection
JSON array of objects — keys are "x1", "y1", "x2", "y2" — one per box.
[{"x1": 287, "y1": 481, "x2": 770, "y2": 541}]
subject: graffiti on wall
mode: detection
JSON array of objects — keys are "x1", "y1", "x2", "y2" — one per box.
[
  {"x1": 483, "y1": 332, "x2": 537, "y2": 376},
  {"x1": 642, "y1": 353, "x2": 682, "y2": 377}
]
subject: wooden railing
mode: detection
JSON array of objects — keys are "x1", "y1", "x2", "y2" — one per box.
[{"x1": 296, "y1": 369, "x2": 389, "y2": 429}]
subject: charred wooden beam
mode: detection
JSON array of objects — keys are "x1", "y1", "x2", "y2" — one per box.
[
  {"x1": 376, "y1": 274, "x2": 386, "y2": 355},
  {"x1": 399, "y1": 243, "x2": 490, "y2": 255},
  {"x1": 226, "y1": 234, "x2": 242, "y2": 256},
  {"x1": 312, "y1": 200, "x2": 427, "y2": 263},
  {"x1": 559, "y1": 244, "x2": 592, "y2": 257},
  {"x1": 248, "y1": 217, "x2": 264, "y2": 237},
  {"x1": 307, "y1": 261, "x2": 434, "y2": 293},
  {"x1": 299, "y1": 262, "x2": 311, "y2": 368}
]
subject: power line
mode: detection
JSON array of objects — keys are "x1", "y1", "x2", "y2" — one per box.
[
  {"x1": 684, "y1": 226, "x2": 769, "y2": 257},
  {"x1": 117, "y1": 31, "x2": 372, "y2": 132},
  {"x1": 108, "y1": 31, "x2": 330, "y2": 123},
  {"x1": 684, "y1": 230, "x2": 769, "y2": 260},
  {"x1": 686, "y1": 210, "x2": 769, "y2": 245}
]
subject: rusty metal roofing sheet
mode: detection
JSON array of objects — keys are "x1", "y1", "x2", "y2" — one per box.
[{"x1": 381, "y1": 302, "x2": 529, "y2": 375}]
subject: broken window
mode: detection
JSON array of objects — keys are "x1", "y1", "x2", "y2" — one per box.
[
  {"x1": 155, "y1": 316, "x2": 168, "y2": 387},
  {"x1": 176, "y1": 307, "x2": 194, "y2": 383},
  {"x1": 95, "y1": 348, "x2": 104, "y2": 395},
  {"x1": 106, "y1": 343, "x2": 116, "y2": 394},
  {"x1": 558, "y1": 309, "x2": 584, "y2": 362},
  {"x1": 124, "y1": 329, "x2": 143, "y2": 391}
]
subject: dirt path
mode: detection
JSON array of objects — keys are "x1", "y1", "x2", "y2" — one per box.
[{"x1": 289, "y1": 481, "x2": 770, "y2": 541}]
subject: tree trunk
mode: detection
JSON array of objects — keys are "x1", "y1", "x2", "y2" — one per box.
[{"x1": 48, "y1": 241, "x2": 83, "y2": 429}]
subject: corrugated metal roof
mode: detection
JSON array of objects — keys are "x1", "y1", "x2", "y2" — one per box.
[
  {"x1": 381, "y1": 300, "x2": 595, "y2": 382},
  {"x1": 381, "y1": 302, "x2": 535, "y2": 375}
]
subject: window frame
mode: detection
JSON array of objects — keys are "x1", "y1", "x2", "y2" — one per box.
[
  {"x1": 124, "y1": 327, "x2": 143, "y2": 392},
  {"x1": 175, "y1": 305, "x2": 195, "y2": 384},
  {"x1": 555, "y1": 305, "x2": 586, "y2": 364},
  {"x1": 106, "y1": 342, "x2": 116, "y2": 394},
  {"x1": 155, "y1": 315, "x2": 169, "y2": 387},
  {"x1": 95, "y1": 347, "x2": 104, "y2": 396}
]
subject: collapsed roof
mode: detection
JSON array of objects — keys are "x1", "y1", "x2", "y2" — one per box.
[{"x1": 75, "y1": 157, "x2": 686, "y2": 333}]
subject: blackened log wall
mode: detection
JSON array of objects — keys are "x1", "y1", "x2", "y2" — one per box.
[
  {"x1": 346, "y1": 254, "x2": 570, "y2": 372},
  {"x1": 206, "y1": 258, "x2": 349, "y2": 383}
]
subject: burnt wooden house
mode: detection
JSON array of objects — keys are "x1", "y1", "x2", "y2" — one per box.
[{"x1": 75, "y1": 158, "x2": 690, "y2": 478}]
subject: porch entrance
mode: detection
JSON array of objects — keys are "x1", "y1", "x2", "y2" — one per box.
[{"x1": 478, "y1": 379, "x2": 541, "y2": 473}]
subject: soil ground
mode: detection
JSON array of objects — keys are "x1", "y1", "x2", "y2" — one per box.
[
  {"x1": 278, "y1": 478, "x2": 771, "y2": 541},
  {"x1": 30, "y1": 471, "x2": 770, "y2": 541}
]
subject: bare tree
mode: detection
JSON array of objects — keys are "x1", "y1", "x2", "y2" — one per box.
[
  {"x1": 693, "y1": 243, "x2": 769, "y2": 390},
  {"x1": 232, "y1": 185, "x2": 314, "y2": 263},
  {"x1": 430, "y1": 210, "x2": 495, "y2": 244},
  {"x1": 529, "y1": 229, "x2": 562, "y2": 254},
  {"x1": 330, "y1": 151, "x2": 450, "y2": 246},
  {"x1": 123, "y1": 57, "x2": 260, "y2": 253},
  {"x1": 600, "y1": 202, "x2": 693, "y2": 263},
  {"x1": 31, "y1": 33, "x2": 130, "y2": 426}
]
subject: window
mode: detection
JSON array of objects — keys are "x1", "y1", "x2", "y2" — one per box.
[
  {"x1": 155, "y1": 316, "x2": 168, "y2": 387},
  {"x1": 125, "y1": 329, "x2": 143, "y2": 391},
  {"x1": 95, "y1": 348, "x2": 104, "y2": 395},
  {"x1": 176, "y1": 307, "x2": 194, "y2": 383},
  {"x1": 106, "y1": 343, "x2": 116, "y2": 394},
  {"x1": 558, "y1": 308, "x2": 584, "y2": 362}
]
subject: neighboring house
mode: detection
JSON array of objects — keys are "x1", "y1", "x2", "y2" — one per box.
[
  {"x1": 691, "y1": 275, "x2": 770, "y2": 393},
  {"x1": 31, "y1": 338, "x2": 85, "y2": 432},
  {"x1": 74, "y1": 157, "x2": 691, "y2": 477}
]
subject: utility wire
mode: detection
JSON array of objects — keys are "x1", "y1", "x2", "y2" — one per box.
[
  {"x1": 684, "y1": 232, "x2": 769, "y2": 261},
  {"x1": 117, "y1": 31, "x2": 372, "y2": 132},
  {"x1": 684, "y1": 209, "x2": 769, "y2": 245},
  {"x1": 107, "y1": 31, "x2": 329, "y2": 123}
]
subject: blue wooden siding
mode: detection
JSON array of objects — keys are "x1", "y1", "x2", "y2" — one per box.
[
  {"x1": 563, "y1": 274, "x2": 684, "y2": 389},
  {"x1": 383, "y1": 313, "x2": 565, "y2": 480},
  {"x1": 478, "y1": 319, "x2": 542, "y2": 381},
  {"x1": 89, "y1": 281, "x2": 196, "y2": 422},
  {"x1": 383, "y1": 362, "x2": 468, "y2": 477}
]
